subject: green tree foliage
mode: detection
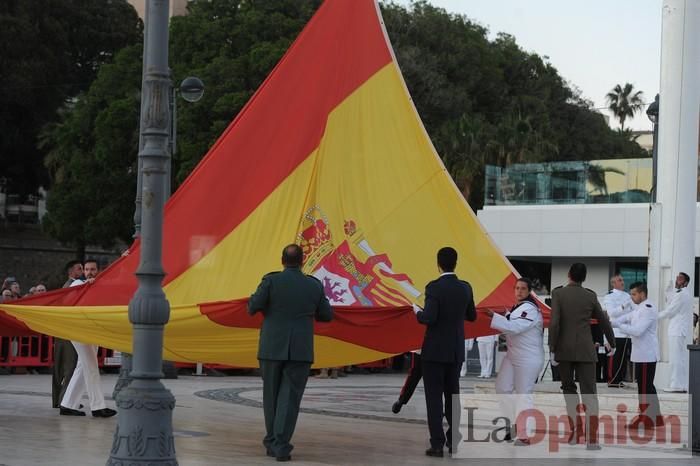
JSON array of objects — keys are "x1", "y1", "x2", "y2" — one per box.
[
  {"x1": 382, "y1": 2, "x2": 647, "y2": 207},
  {"x1": 606, "y1": 82, "x2": 645, "y2": 130},
  {"x1": 41, "y1": 45, "x2": 143, "y2": 255},
  {"x1": 40, "y1": 0, "x2": 648, "y2": 250},
  {"x1": 0, "y1": 0, "x2": 142, "y2": 197}
]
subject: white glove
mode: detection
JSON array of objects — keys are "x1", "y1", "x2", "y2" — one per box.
[
  {"x1": 412, "y1": 303, "x2": 422, "y2": 315},
  {"x1": 606, "y1": 346, "x2": 616, "y2": 357},
  {"x1": 550, "y1": 353, "x2": 559, "y2": 367}
]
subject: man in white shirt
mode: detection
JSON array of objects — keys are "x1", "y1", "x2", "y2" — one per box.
[
  {"x1": 603, "y1": 275, "x2": 633, "y2": 387},
  {"x1": 611, "y1": 281, "x2": 663, "y2": 429},
  {"x1": 658, "y1": 272, "x2": 693, "y2": 393},
  {"x1": 59, "y1": 259, "x2": 117, "y2": 418}
]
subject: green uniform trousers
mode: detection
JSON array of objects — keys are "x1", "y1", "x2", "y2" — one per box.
[
  {"x1": 557, "y1": 361, "x2": 599, "y2": 444},
  {"x1": 52, "y1": 338, "x2": 77, "y2": 408},
  {"x1": 259, "y1": 359, "x2": 311, "y2": 457}
]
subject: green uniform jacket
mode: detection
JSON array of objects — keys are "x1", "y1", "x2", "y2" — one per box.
[
  {"x1": 548, "y1": 283, "x2": 615, "y2": 362},
  {"x1": 248, "y1": 266, "x2": 333, "y2": 363}
]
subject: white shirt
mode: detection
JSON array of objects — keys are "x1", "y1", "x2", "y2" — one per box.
[
  {"x1": 69, "y1": 279, "x2": 85, "y2": 287},
  {"x1": 612, "y1": 299, "x2": 659, "y2": 363},
  {"x1": 604, "y1": 288, "x2": 633, "y2": 338},
  {"x1": 658, "y1": 286, "x2": 693, "y2": 337},
  {"x1": 490, "y1": 300, "x2": 543, "y2": 366}
]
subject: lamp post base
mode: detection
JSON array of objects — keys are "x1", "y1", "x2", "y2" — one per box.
[{"x1": 107, "y1": 381, "x2": 177, "y2": 465}]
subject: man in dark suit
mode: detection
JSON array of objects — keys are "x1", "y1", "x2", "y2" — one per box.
[
  {"x1": 549, "y1": 263, "x2": 615, "y2": 449},
  {"x1": 248, "y1": 244, "x2": 333, "y2": 462},
  {"x1": 415, "y1": 247, "x2": 476, "y2": 457}
]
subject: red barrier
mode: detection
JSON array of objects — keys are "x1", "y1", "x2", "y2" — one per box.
[
  {"x1": 0, "y1": 334, "x2": 53, "y2": 367},
  {"x1": 0, "y1": 333, "x2": 120, "y2": 369}
]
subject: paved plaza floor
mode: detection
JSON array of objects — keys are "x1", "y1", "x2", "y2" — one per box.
[{"x1": 0, "y1": 372, "x2": 697, "y2": 465}]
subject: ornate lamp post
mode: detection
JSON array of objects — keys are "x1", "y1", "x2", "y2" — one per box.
[{"x1": 108, "y1": 0, "x2": 177, "y2": 463}]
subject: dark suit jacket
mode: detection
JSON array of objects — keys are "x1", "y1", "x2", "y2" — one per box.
[
  {"x1": 416, "y1": 274, "x2": 476, "y2": 363},
  {"x1": 548, "y1": 283, "x2": 615, "y2": 362},
  {"x1": 248, "y1": 266, "x2": 332, "y2": 363}
]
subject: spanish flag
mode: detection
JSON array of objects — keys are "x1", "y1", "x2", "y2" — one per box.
[{"x1": 0, "y1": 0, "x2": 532, "y2": 368}]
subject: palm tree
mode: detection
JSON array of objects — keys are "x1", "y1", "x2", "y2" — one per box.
[
  {"x1": 606, "y1": 83, "x2": 645, "y2": 130},
  {"x1": 587, "y1": 163, "x2": 625, "y2": 196}
]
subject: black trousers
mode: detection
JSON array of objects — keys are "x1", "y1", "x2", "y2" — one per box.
[
  {"x1": 422, "y1": 360, "x2": 461, "y2": 449},
  {"x1": 398, "y1": 352, "x2": 422, "y2": 404},
  {"x1": 607, "y1": 337, "x2": 631, "y2": 384},
  {"x1": 634, "y1": 362, "x2": 661, "y2": 421}
]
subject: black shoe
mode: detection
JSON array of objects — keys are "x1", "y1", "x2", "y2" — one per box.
[
  {"x1": 59, "y1": 407, "x2": 86, "y2": 416},
  {"x1": 276, "y1": 455, "x2": 291, "y2": 462},
  {"x1": 425, "y1": 447, "x2": 444, "y2": 457},
  {"x1": 92, "y1": 408, "x2": 117, "y2": 418},
  {"x1": 392, "y1": 400, "x2": 403, "y2": 414}
]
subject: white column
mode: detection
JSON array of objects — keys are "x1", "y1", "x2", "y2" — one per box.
[{"x1": 647, "y1": 0, "x2": 700, "y2": 387}]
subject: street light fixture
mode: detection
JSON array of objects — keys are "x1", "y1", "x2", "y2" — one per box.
[
  {"x1": 165, "y1": 75, "x2": 204, "y2": 201},
  {"x1": 647, "y1": 94, "x2": 659, "y2": 124},
  {"x1": 647, "y1": 94, "x2": 660, "y2": 202},
  {"x1": 114, "y1": 76, "x2": 205, "y2": 395},
  {"x1": 179, "y1": 76, "x2": 205, "y2": 103},
  {"x1": 108, "y1": 0, "x2": 177, "y2": 463}
]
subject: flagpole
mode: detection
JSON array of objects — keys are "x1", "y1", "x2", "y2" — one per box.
[{"x1": 108, "y1": 0, "x2": 177, "y2": 463}]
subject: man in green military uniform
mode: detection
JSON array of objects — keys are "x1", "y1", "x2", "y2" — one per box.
[
  {"x1": 549, "y1": 262, "x2": 615, "y2": 449},
  {"x1": 248, "y1": 243, "x2": 333, "y2": 462}
]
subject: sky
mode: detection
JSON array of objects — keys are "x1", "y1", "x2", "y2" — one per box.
[{"x1": 393, "y1": 0, "x2": 661, "y2": 131}]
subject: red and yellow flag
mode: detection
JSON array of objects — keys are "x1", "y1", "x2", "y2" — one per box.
[{"x1": 0, "y1": 0, "x2": 539, "y2": 367}]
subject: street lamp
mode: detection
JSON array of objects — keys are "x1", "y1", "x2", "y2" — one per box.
[
  {"x1": 114, "y1": 78, "x2": 205, "y2": 394},
  {"x1": 179, "y1": 76, "x2": 204, "y2": 102},
  {"x1": 108, "y1": 0, "x2": 177, "y2": 463},
  {"x1": 647, "y1": 94, "x2": 660, "y2": 202},
  {"x1": 166, "y1": 76, "x2": 204, "y2": 198}
]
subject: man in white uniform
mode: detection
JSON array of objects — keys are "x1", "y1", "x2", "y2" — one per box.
[
  {"x1": 611, "y1": 282, "x2": 663, "y2": 428},
  {"x1": 59, "y1": 259, "x2": 117, "y2": 418},
  {"x1": 603, "y1": 275, "x2": 633, "y2": 387},
  {"x1": 658, "y1": 272, "x2": 693, "y2": 393}
]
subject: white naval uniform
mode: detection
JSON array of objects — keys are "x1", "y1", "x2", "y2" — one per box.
[
  {"x1": 658, "y1": 286, "x2": 693, "y2": 391},
  {"x1": 490, "y1": 300, "x2": 544, "y2": 439},
  {"x1": 604, "y1": 289, "x2": 633, "y2": 338},
  {"x1": 60, "y1": 279, "x2": 107, "y2": 411},
  {"x1": 612, "y1": 299, "x2": 659, "y2": 363},
  {"x1": 612, "y1": 299, "x2": 661, "y2": 419},
  {"x1": 476, "y1": 334, "x2": 497, "y2": 377}
]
